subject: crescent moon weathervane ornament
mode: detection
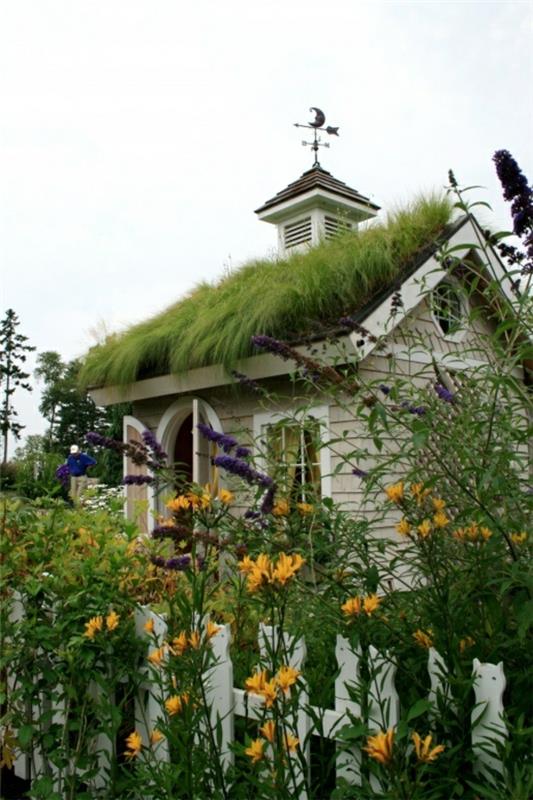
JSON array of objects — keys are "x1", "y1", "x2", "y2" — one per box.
[{"x1": 294, "y1": 107, "x2": 340, "y2": 166}]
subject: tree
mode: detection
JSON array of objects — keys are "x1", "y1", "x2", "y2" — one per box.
[
  {"x1": 34, "y1": 351, "x2": 64, "y2": 450},
  {"x1": 0, "y1": 309, "x2": 35, "y2": 464},
  {"x1": 35, "y1": 351, "x2": 130, "y2": 484}
]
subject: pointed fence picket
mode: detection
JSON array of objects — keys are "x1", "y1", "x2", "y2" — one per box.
[{"x1": 8, "y1": 601, "x2": 508, "y2": 795}]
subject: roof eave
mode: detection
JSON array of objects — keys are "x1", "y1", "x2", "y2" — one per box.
[{"x1": 255, "y1": 187, "x2": 380, "y2": 223}]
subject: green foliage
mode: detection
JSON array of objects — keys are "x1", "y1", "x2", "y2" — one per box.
[
  {"x1": 79, "y1": 195, "x2": 453, "y2": 388},
  {"x1": 0, "y1": 459, "x2": 18, "y2": 491},
  {"x1": 34, "y1": 352, "x2": 131, "y2": 487},
  {"x1": 0, "y1": 308, "x2": 35, "y2": 465},
  {"x1": 13, "y1": 438, "x2": 65, "y2": 499},
  {"x1": 36, "y1": 353, "x2": 107, "y2": 453},
  {"x1": 0, "y1": 498, "x2": 163, "y2": 798}
]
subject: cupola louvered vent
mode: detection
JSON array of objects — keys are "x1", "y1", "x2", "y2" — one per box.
[
  {"x1": 324, "y1": 215, "x2": 351, "y2": 239},
  {"x1": 284, "y1": 217, "x2": 312, "y2": 249}
]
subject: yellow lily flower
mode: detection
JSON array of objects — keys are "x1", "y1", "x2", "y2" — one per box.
[
  {"x1": 124, "y1": 731, "x2": 142, "y2": 759},
  {"x1": 275, "y1": 665, "x2": 300, "y2": 693},
  {"x1": 84, "y1": 615, "x2": 103, "y2": 639},
  {"x1": 412, "y1": 731, "x2": 445, "y2": 763},
  {"x1": 364, "y1": 728, "x2": 394, "y2": 764},
  {"x1": 363, "y1": 594, "x2": 381, "y2": 615},
  {"x1": 245, "y1": 739, "x2": 265, "y2": 763},
  {"x1": 259, "y1": 720, "x2": 276, "y2": 743},
  {"x1": 341, "y1": 597, "x2": 362, "y2": 618},
  {"x1": 385, "y1": 482, "x2": 404, "y2": 504},
  {"x1": 106, "y1": 610, "x2": 120, "y2": 631}
]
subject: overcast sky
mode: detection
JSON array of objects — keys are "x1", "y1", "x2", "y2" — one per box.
[{"x1": 1, "y1": 0, "x2": 532, "y2": 449}]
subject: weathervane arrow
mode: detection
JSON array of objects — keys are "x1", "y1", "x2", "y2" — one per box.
[{"x1": 294, "y1": 107, "x2": 340, "y2": 165}]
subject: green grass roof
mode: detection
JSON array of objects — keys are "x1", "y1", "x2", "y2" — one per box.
[{"x1": 80, "y1": 195, "x2": 453, "y2": 388}]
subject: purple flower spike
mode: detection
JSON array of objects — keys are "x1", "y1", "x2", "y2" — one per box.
[
  {"x1": 260, "y1": 485, "x2": 277, "y2": 515},
  {"x1": 231, "y1": 370, "x2": 263, "y2": 393},
  {"x1": 434, "y1": 384, "x2": 455, "y2": 403},
  {"x1": 122, "y1": 474, "x2": 155, "y2": 486},
  {"x1": 55, "y1": 463, "x2": 70, "y2": 487},
  {"x1": 493, "y1": 150, "x2": 533, "y2": 243},
  {"x1": 409, "y1": 406, "x2": 427, "y2": 416},
  {"x1": 251, "y1": 335, "x2": 293, "y2": 360},
  {"x1": 151, "y1": 524, "x2": 191, "y2": 540},
  {"x1": 379, "y1": 384, "x2": 391, "y2": 396},
  {"x1": 212, "y1": 454, "x2": 273, "y2": 488},
  {"x1": 86, "y1": 431, "x2": 115, "y2": 448},
  {"x1": 141, "y1": 429, "x2": 167, "y2": 463},
  {"x1": 235, "y1": 446, "x2": 251, "y2": 459},
  {"x1": 352, "y1": 467, "x2": 368, "y2": 479},
  {"x1": 197, "y1": 423, "x2": 238, "y2": 453},
  {"x1": 165, "y1": 555, "x2": 192, "y2": 571}
]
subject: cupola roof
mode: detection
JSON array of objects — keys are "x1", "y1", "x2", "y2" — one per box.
[{"x1": 255, "y1": 163, "x2": 380, "y2": 218}]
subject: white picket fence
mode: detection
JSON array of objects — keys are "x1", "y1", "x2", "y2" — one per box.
[{"x1": 9, "y1": 603, "x2": 507, "y2": 797}]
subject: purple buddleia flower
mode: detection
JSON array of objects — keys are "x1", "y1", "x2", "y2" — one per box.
[
  {"x1": 352, "y1": 467, "x2": 369, "y2": 479},
  {"x1": 55, "y1": 463, "x2": 70, "y2": 487},
  {"x1": 260, "y1": 485, "x2": 277, "y2": 515},
  {"x1": 197, "y1": 423, "x2": 238, "y2": 453},
  {"x1": 231, "y1": 370, "x2": 264, "y2": 393},
  {"x1": 338, "y1": 318, "x2": 377, "y2": 343},
  {"x1": 212, "y1": 454, "x2": 273, "y2": 487},
  {"x1": 235, "y1": 446, "x2": 251, "y2": 459},
  {"x1": 244, "y1": 510, "x2": 262, "y2": 520},
  {"x1": 493, "y1": 150, "x2": 533, "y2": 262},
  {"x1": 400, "y1": 400, "x2": 426, "y2": 416},
  {"x1": 150, "y1": 555, "x2": 166, "y2": 568},
  {"x1": 301, "y1": 367, "x2": 321, "y2": 384},
  {"x1": 434, "y1": 384, "x2": 455, "y2": 403},
  {"x1": 339, "y1": 316, "x2": 357, "y2": 330},
  {"x1": 493, "y1": 151, "x2": 533, "y2": 234},
  {"x1": 141, "y1": 429, "x2": 167, "y2": 463},
  {"x1": 165, "y1": 555, "x2": 192, "y2": 571},
  {"x1": 86, "y1": 431, "x2": 117, "y2": 449},
  {"x1": 122, "y1": 474, "x2": 155, "y2": 486},
  {"x1": 251, "y1": 335, "x2": 293, "y2": 360},
  {"x1": 390, "y1": 291, "x2": 403, "y2": 316},
  {"x1": 151, "y1": 524, "x2": 191, "y2": 540},
  {"x1": 379, "y1": 384, "x2": 391, "y2": 396}
]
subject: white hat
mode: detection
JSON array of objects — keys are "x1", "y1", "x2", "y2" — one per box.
[{"x1": 70, "y1": 445, "x2": 80, "y2": 454}]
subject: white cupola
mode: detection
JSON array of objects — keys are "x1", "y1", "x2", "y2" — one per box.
[{"x1": 255, "y1": 163, "x2": 380, "y2": 258}]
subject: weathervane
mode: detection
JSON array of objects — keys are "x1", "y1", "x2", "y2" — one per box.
[{"x1": 294, "y1": 107, "x2": 339, "y2": 166}]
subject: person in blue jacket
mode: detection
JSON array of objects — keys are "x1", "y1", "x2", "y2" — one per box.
[{"x1": 67, "y1": 444, "x2": 97, "y2": 500}]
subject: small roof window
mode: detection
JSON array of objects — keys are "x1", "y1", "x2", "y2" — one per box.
[{"x1": 432, "y1": 282, "x2": 464, "y2": 337}]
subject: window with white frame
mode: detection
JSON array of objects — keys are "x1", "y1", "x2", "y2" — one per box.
[
  {"x1": 254, "y1": 406, "x2": 331, "y2": 501},
  {"x1": 431, "y1": 281, "x2": 466, "y2": 338}
]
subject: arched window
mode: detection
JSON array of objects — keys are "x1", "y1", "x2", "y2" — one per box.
[{"x1": 432, "y1": 282, "x2": 465, "y2": 337}]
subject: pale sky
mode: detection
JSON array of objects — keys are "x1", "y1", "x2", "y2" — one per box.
[{"x1": 1, "y1": 0, "x2": 532, "y2": 448}]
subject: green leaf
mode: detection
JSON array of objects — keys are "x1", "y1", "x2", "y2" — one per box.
[
  {"x1": 17, "y1": 723, "x2": 34, "y2": 748},
  {"x1": 412, "y1": 428, "x2": 429, "y2": 450},
  {"x1": 517, "y1": 600, "x2": 533, "y2": 640},
  {"x1": 338, "y1": 721, "x2": 366, "y2": 741},
  {"x1": 406, "y1": 698, "x2": 431, "y2": 722},
  {"x1": 32, "y1": 775, "x2": 54, "y2": 797}
]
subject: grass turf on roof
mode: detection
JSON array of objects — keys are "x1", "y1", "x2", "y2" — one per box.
[{"x1": 80, "y1": 194, "x2": 453, "y2": 388}]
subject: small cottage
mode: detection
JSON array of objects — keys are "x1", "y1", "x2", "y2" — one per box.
[{"x1": 83, "y1": 161, "x2": 517, "y2": 534}]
